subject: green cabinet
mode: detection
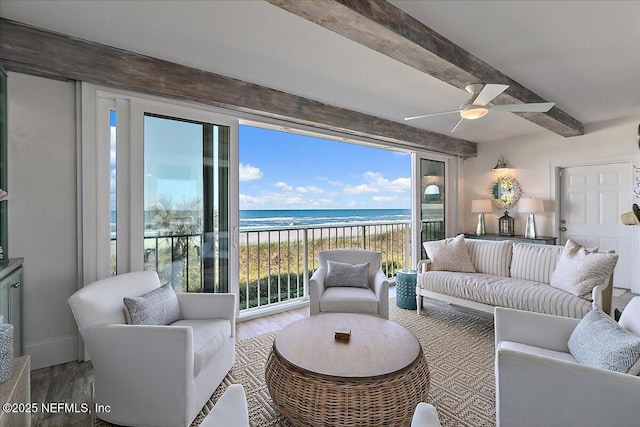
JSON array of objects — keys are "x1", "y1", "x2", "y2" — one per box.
[
  {"x1": 0, "y1": 259, "x2": 22, "y2": 356},
  {"x1": 464, "y1": 233, "x2": 557, "y2": 245}
]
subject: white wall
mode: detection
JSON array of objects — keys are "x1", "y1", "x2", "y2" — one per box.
[
  {"x1": 463, "y1": 116, "x2": 640, "y2": 237},
  {"x1": 7, "y1": 72, "x2": 78, "y2": 369}
]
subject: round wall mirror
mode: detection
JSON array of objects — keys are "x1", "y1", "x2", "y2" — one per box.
[{"x1": 489, "y1": 176, "x2": 521, "y2": 210}]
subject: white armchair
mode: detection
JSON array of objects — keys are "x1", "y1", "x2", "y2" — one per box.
[
  {"x1": 68, "y1": 271, "x2": 236, "y2": 427},
  {"x1": 309, "y1": 249, "x2": 389, "y2": 319},
  {"x1": 199, "y1": 384, "x2": 249, "y2": 427},
  {"x1": 495, "y1": 299, "x2": 640, "y2": 427}
]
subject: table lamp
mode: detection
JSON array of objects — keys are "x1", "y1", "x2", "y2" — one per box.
[
  {"x1": 519, "y1": 198, "x2": 544, "y2": 239},
  {"x1": 471, "y1": 199, "x2": 493, "y2": 235}
]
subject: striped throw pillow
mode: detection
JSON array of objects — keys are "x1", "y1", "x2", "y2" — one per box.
[{"x1": 465, "y1": 239, "x2": 513, "y2": 276}]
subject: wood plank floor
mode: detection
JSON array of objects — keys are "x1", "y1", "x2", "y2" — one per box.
[{"x1": 29, "y1": 288, "x2": 636, "y2": 426}]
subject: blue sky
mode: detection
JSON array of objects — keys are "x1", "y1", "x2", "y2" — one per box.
[{"x1": 239, "y1": 125, "x2": 411, "y2": 210}]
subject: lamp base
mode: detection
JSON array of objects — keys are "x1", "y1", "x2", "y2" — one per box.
[
  {"x1": 524, "y1": 212, "x2": 537, "y2": 239},
  {"x1": 476, "y1": 213, "x2": 486, "y2": 235}
]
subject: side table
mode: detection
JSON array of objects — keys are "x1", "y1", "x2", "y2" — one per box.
[{"x1": 396, "y1": 269, "x2": 418, "y2": 310}]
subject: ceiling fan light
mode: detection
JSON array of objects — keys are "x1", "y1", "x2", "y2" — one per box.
[{"x1": 460, "y1": 105, "x2": 489, "y2": 120}]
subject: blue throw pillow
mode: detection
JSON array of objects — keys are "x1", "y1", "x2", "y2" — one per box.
[
  {"x1": 324, "y1": 260, "x2": 370, "y2": 289},
  {"x1": 568, "y1": 309, "x2": 640, "y2": 374},
  {"x1": 123, "y1": 283, "x2": 182, "y2": 325}
]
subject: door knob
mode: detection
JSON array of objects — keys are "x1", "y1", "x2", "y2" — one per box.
[{"x1": 560, "y1": 227, "x2": 567, "y2": 232}]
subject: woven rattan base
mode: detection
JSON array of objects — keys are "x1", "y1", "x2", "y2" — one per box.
[{"x1": 265, "y1": 345, "x2": 430, "y2": 427}]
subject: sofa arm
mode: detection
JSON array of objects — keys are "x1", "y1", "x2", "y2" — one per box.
[
  {"x1": 592, "y1": 274, "x2": 613, "y2": 315},
  {"x1": 496, "y1": 343, "x2": 640, "y2": 427},
  {"x1": 309, "y1": 268, "x2": 327, "y2": 316},
  {"x1": 494, "y1": 307, "x2": 580, "y2": 352},
  {"x1": 372, "y1": 270, "x2": 389, "y2": 319},
  {"x1": 177, "y1": 292, "x2": 236, "y2": 336}
]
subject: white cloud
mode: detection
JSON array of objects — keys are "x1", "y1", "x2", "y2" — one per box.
[
  {"x1": 239, "y1": 194, "x2": 261, "y2": 204},
  {"x1": 344, "y1": 183, "x2": 378, "y2": 194},
  {"x1": 297, "y1": 186, "x2": 323, "y2": 194},
  {"x1": 239, "y1": 163, "x2": 263, "y2": 181},
  {"x1": 275, "y1": 181, "x2": 293, "y2": 192},
  {"x1": 317, "y1": 176, "x2": 343, "y2": 186},
  {"x1": 362, "y1": 171, "x2": 411, "y2": 193},
  {"x1": 372, "y1": 196, "x2": 398, "y2": 202}
]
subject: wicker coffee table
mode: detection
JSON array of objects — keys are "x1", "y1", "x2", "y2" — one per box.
[{"x1": 265, "y1": 313, "x2": 430, "y2": 427}]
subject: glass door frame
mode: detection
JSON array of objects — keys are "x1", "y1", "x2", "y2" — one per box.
[
  {"x1": 81, "y1": 84, "x2": 240, "y2": 303},
  {"x1": 411, "y1": 151, "x2": 459, "y2": 268}
]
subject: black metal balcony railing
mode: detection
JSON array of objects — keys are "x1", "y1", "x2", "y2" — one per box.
[{"x1": 138, "y1": 220, "x2": 444, "y2": 312}]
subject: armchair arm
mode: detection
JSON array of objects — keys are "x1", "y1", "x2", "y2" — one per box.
[
  {"x1": 309, "y1": 268, "x2": 327, "y2": 316},
  {"x1": 81, "y1": 324, "x2": 194, "y2": 425},
  {"x1": 177, "y1": 292, "x2": 237, "y2": 336},
  {"x1": 371, "y1": 270, "x2": 389, "y2": 319},
  {"x1": 494, "y1": 307, "x2": 580, "y2": 352},
  {"x1": 496, "y1": 344, "x2": 640, "y2": 427}
]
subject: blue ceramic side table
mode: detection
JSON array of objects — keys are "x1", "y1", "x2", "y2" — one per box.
[{"x1": 396, "y1": 269, "x2": 418, "y2": 310}]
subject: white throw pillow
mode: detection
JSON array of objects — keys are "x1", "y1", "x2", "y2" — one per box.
[
  {"x1": 422, "y1": 234, "x2": 476, "y2": 273},
  {"x1": 550, "y1": 239, "x2": 618, "y2": 298}
]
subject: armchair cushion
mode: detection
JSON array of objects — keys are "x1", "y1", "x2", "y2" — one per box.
[
  {"x1": 172, "y1": 319, "x2": 231, "y2": 377},
  {"x1": 319, "y1": 286, "x2": 378, "y2": 314},
  {"x1": 325, "y1": 260, "x2": 370, "y2": 288},
  {"x1": 550, "y1": 239, "x2": 618, "y2": 298},
  {"x1": 423, "y1": 234, "x2": 475, "y2": 273},
  {"x1": 568, "y1": 308, "x2": 640, "y2": 374},
  {"x1": 123, "y1": 283, "x2": 182, "y2": 325}
]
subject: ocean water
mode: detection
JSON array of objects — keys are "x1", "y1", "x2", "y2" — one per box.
[{"x1": 240, "y1": 209, "x2": 410, "y2": 230}]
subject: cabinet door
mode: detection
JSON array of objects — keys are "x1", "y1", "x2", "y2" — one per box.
[{"x1": 0, "y1": 268, "x2": 22, "y2": 356}]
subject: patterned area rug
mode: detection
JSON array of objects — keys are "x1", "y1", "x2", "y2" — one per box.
[
  {"x1": 199, "y1": 301, "x2": 495, "y2": 427},
  {"x1": 96, "y1": 300, "x2": 496, "y2": 427}
]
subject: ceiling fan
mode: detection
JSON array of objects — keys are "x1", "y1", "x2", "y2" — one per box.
[{"x1": 404, "y1": 83, "x2": 555, "y2": 132}]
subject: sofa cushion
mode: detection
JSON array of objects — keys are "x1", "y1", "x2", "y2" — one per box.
[
  {"x1": 465, "y1": 239, "x2": 513, "y2": 276},
  {"x1": 418, "y1": 271, "x2": 592, "y2": 318},
  {"x1": 511, "y1": 243, "x2": 563, "y2": 284},
  {"x1": 172, "y1": 319, "x2": 232, "y2": 377},
  {"x1": 324, "y1": 260, "x2": 370, "y2": 288},
  {"x1": 550, "y1": 240, "x2": 618, "y2": 298},
  {"x1": 123, "y1": 283, "x2": 182, "y2": 325},
  {"x1": 568, "y1": 309, "x2": 640, "y2": 374},
  {"x1": 320, "y1": 286, "x2": 378, "y2": 314},
  {"x1": 423, "y1": 234, "x2": 476, "y2": 273}
]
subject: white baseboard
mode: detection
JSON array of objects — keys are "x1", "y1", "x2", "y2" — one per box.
[{"x1": 24, "y1": 334, "x2": 79, "y2": 370}]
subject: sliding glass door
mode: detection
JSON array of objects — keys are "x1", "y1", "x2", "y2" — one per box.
[
  {"x1": 412, "y1": 152, "x2": 456, "y2": 264},
  {"x1": 143, "y1": 114, "x2": 230, "y2": 292}
]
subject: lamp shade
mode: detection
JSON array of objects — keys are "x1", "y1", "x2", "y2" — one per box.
[
  {"x1": 471, "y1": 199, "x2": 493, "y2": 213},
  {"x1": 518, "y1": 198, "x2": 544, "y2": 213}
]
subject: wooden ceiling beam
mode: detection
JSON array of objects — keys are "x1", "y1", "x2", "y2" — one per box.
[
  {"x1": 268, "y1": 0, "x2": 583, "y2": 137},
  {"x1": 0, "y1": 18, "x2": 476, "y2": 158}
]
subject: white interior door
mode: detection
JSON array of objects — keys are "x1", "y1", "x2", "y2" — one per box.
[{"x1": 559, "y1": 163, "x2": 632, "y2": 289}]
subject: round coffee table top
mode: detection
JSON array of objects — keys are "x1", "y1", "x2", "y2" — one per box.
[{"x1": 274, "y1": 313, "x2": 421, "y2": 378}]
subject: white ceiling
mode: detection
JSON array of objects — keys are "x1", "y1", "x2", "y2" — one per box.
[{"x1": 1, "y1": 0, "x2": 639, "y2": 144}]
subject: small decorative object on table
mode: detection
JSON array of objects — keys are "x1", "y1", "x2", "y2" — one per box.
[
  {"x1": 498, "y1": 211, "x2": 515, "y2": 236},
  {"x1": 334, "y1": 327, "x2": 351, "y2": 341},
  {"x1": 0, "y1": 315, "x2": 13, "y2": 384}
]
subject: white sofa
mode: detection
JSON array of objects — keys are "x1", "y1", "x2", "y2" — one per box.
[
  {"x1": 494, "y1": 298, "x2": 640, "y2": 426},
  {"x1": 417, "y1": 238, "x2": 613, "y2": 318},
  {"x1": 68, "y1": 271, "x2": 236, "y2": 427}
]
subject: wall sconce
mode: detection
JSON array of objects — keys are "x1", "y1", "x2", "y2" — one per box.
[
  {"x1": 519, "y1": 198, "x2": 544, "y2": 238},
  {"x1": 493, "y1": 155, "x2": 508, "y2": 170},
  {"x1": 471, "y1": 199, "x2": 493, "y2": 235}
]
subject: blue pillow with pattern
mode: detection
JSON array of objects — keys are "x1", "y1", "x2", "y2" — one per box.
[
  {"x1": 123, "y1": 283, "x2": 182, "y2": 325},
  {"x1": 568, "y1": 309, "x2": 640, "y2": 374}
]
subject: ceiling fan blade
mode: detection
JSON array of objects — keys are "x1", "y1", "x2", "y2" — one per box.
[
  {"x1": 451, "y1": 118, "x2": 469, "y2": 132},
  {"x1": 404, "y1": 110, "x2": 459, "y2": 121},
  {"x1": 491, "y1": 102, "x2": 555, "y2": 113},
  {"x1": 473, "y1": 84, "x2": 509, "y2": 106}
]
